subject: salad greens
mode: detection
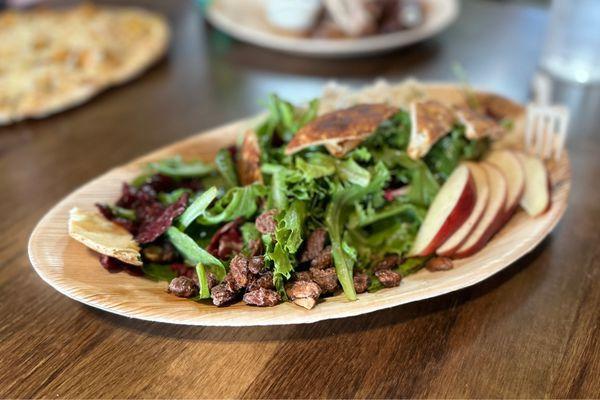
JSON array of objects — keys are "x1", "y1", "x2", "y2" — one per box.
[{"x1": 118, "y1": 93, "x2": 490, "y2": 306}]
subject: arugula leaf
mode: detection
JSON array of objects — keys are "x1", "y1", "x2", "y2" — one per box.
[
  {"x1": 240, "y1": 222, "x2": 261, "y2": 246},
  {"x1": 350, "y1": 199, "x2": 425, "y2": 228},
  {"x1": 197, "y1": 184, "x2": 265, "y2": 225},
  {"x1": 275, "y1": 200, "x2": 307, "y2": 254},
  {"x1": 106, "y1": 205, "x2": 136, "y2": 220},
  {"x1": 215, "y1": 148, "x2": 239, "y2": 188},
  {"x1": 177, "y1": 186, "x2": 219, "y2": 229},
  {"x1": 195, "y1": 263, "x2": 211, "y2": 299},
  {"x1": 159, "y1": 188, "x2": 192, "y2": 206},
  {"x1": 165, "y1": 227, "x2": 226, "y2": 281},
  {"x1": 425, "y1": 126, "x2": 489, "y2": 181},
  {"x1": 295, "y1": 154, "x2": 336, "y2": 180},
  {"x1": 326, "y1": 162, "x2": 390, "y2": 300},
  {"x1": 337, "y1": 159, "x2": 371, "y2": 187},
  {"x1": 149, "y1": 156, "x2": 214, "y2": 178},
  {"x1": 268, "y1": 242, "x2": 294, "y2": 298},
  {"x1": 142, "y1": 263, "x2": 177, "y2": 282}
]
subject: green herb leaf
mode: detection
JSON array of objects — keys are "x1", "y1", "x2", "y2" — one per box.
[
  {"x1": 197, "y1": 184, "x2": 265, "y2": 225},
  {"x1": 215, "y1": 148, "x2": 239, "y2": 188},
  {"x1": 177, "y1": 186, "x2": 219, "y2": 229},
  {"x1": 159, "y1": 188, "x2": 192, "y2": 206},
  {"x1": 195, "y1": 262, "x2": 211, "y2": 299},
  {"x1": 142, "y1": 263, "x2": 177, "y2": 282},
  {"x1": 166, "y1": 227, "x2": 226, "y2": 281},
  {"x1": 149, "y1": 156, "x2": 214, "y2": 178}
]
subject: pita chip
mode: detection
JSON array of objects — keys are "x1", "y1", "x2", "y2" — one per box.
[
  {"x1": 237, "y1": 129, "x2": 263, "y2": 185},
  {"x1": 285, "y1": 103, "x2": 398, "y2": 156},
  {"x1": 407, "y1": 100, "x2": 455, "y2": 159},
  {"x1": 68, "y1": 207, "x2": 142, "y2": 266}
]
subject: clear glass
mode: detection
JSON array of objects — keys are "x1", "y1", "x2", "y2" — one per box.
[{"x1": 540, "y1": 0, "x2": 600, "y2": 84}]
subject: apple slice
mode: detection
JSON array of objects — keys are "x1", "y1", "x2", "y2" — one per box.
[
  {"x1": 454, "y1": 162, "x2": 507, "y2": 258},
  {"x1": 516, "y1": 153, "x2": 550, "y2": 216},
  {"x1": 410, "y1": 164, "x2": 476, "y2": 257},
  {"x1": 436, "y1": 162, "x2": 490, "y2": 256},
  {"x1": 485, "y1": 150, "x2": 524, "y2": 219}
]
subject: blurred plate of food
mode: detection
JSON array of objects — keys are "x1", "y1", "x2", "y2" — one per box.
[
  {"x1": 0, "y1": 3, "x2": 169, "y2": 125},
  {"x1": 204, "y1": 0, "x2": 458, "y2": 57}
]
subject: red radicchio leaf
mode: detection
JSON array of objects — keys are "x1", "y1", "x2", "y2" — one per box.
[
  {"x1": 136, "y1": 192, "x2": 190, "y2": 244},
  {"x1": 99, "y1": 255, "x2": 143, "y2": 276},
  {"x1": 206, "y1": 218, "x2": 244, "y2": 260}
]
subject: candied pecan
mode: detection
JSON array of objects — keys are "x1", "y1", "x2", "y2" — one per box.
[
  {"x1": 255, "y1": 209, "x2": 278, "y2": 234},
  {"x1": 211, "y1": 283, "x2": 238, "y2": 306},
  {"x1": 310, "y1": 267, "x2": 338, "y2": 293},
  {"x1": 243, "y1": 288, "x2": 281, "y2": 307},
  {"x1": 142, "y1": 242, "x2": 178, "y2": 263},
  {"x1": 248, "y1": 256, "x2": 265, "y2": 274},
  {"x1": 353, "y1": 272, "x2": 370, "y2": 294},
  {"x1": 168, "y1": 276, "x2": 198, "y2": 298},
  {"x1": 310, "y1": 246, "x2": 333, "y2": 269},
  {"x1": 374, "y1": 254, "x2": 404, "y2": 271},
  {"x1": 228, "y1": 254, "x2": 250, "y2": 290},
  {"x1": 248, "y1": 238, "x2": 264, "y2": 256},
  {"x1": 286, "y1": 280, "x2": 322, "y2": 309},
  {"x1": 300, "y1": 228, "x2": 327, "y2": 262},
  {"x1": 247, "y1": 271, "x2": 275, "y2": 292},
  {"x1": 294, "y1": 271, "x2": 312, "y2": 282},
  {"x1": 425, "y1": 257, "x2": 453, "y2": 272},
  {"x1": 375, "y1": 269, "x2": 402, "y2": 288}
]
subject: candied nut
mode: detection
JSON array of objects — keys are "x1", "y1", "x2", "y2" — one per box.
[
  {"x1": 310, "y1": 267, "x2": 338, "y2": 293},
  {"x1": 374, "y1": 269, "x2": 402, "y2": 288},
  {"x1": 353, "y1": 272, "x2": 369, "y2": 294},
  {"x1": 243, "y1": 288, "x2": 281, "y2": 307},
  {"x1": 255, "y1": 209, "x2": 278, "y2": 234},
  {"x1": 168, "y1": 276, "x2": 198, "y2": 298},
  {"x1": 425, "y1": 256, "x2": 453, "y2": 272}
]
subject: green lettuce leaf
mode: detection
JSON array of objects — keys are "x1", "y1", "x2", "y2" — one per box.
[
  {"x1": 148, "y1": 156, "x2": 214, "y2": 178},
  {"x1": 165, "y1": 227, "x2": 226, "y2": 281},
  {"x1": 197, "y1": 184, "x2": 265, "y2": 225},
  {"x1": 215, "y1": 148, "x2": 239, "y2": 188},
  {"x1": 177, "y1": 186, "x2": 219, "y2": 229}
]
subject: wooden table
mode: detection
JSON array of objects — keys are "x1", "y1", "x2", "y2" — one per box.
[{"x1": 2, "y1": 0, "x2": 599, "y2": 398}]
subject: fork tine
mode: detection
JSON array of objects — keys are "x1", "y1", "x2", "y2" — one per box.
[
  {"x1": 535, "y1": 110, "x2": 547, "y2": 157},
  {"x1": 543, "y1": 111, "x2": 556, "y2": 159},
  {"x1": 555, "y1": 106, "x2": 570, "y2": 160},
  {"x1": 525, "y1": 104, "x2": 535, "y2": 153}
]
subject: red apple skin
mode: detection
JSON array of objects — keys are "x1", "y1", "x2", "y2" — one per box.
[
  {"x1": 436, "y1": 163, "x2": 489, "y2": 256},
  {"x1": 453, "y1": 163, "x2": 507, "y2": 258},
  {"x1": 412, "y1": 175, "x2": 477, "y2": 256}
]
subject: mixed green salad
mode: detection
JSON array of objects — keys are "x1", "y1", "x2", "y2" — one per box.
[{"x1": 87, "y1": 94, "x2": 491, "y2": 308}]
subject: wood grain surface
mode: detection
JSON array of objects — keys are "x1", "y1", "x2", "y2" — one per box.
[{"x1": 1, "y1": 0, "x2": 599, "y2": 398}]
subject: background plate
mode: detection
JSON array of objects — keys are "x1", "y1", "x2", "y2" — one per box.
[
  {"x1": 205, "y1": 0, "x2": 459, "y2": 57},
  {"x1": 28, "y1": 84, "x2": 570, "y2": 326}
]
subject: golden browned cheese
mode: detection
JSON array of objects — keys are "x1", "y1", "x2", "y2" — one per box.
[
  {"x1": 285, "y1": 103, "x2": 398, "y2": 155},
  {"x1": 454, "y1": 105, "x2": 505, "y2": 140},
  {"x1": 237, "y1": 130, "x2": 263, "y2": 186},
  {"x1": 407, "y1": 100, "x2": 455, "y2": 159}
]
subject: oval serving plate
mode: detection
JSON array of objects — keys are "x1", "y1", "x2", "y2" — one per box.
[
  {"x1": 205, "y1": 0, "x2": 459, "y2": 57},
  {"x1": 28, "y1": 84, "x2": 570, "y2": 326}
]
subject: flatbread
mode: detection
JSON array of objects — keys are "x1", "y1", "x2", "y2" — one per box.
[
  {"x1": 407, "y1": 100, "x2": 455, "y2": 159},
  {"x1": 474, "y1": 93, "x2": 523, "y2": 121},
  {"x1": 237, "y1": 130, "x2": 263, "y2": 185},
  {"x1": 454, "y1": 106, "x2": 505, "y2": 140},
  {"x1": 68, "y1": 207, "x2": 142, "y2": 266},
  {"x1": 0, "y1": 3, "x2": 169, "y2": 125},
  {"x1": 285, "y1": 103, "x2": 398, "y2": 156}
]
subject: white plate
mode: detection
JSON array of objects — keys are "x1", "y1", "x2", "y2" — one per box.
[{"x1": 205, "y1": 0, "x2": 459, "y2": 57}]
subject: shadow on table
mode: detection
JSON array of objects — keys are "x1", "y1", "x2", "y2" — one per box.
[{"x1": 90, "y1": 236, "x2": 550, "y2": 342}]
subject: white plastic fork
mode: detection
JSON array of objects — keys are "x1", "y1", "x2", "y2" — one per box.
[{"x1": 524, "y1": 73, "x2": 570, "y2": 160}]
